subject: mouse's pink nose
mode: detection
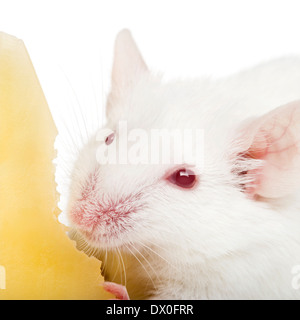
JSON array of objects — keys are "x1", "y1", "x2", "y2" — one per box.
[{"x1": 69, "y1": 186, "x2": 144, "y2": 233}]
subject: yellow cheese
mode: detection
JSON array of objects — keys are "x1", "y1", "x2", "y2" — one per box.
[{"x1": 0, "y1": 32, "x2": 112, "y2": 299}]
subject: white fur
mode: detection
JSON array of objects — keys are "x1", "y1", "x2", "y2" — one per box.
[{"x1": 67, "y1": 30, "x2": 300, "y2": 299}]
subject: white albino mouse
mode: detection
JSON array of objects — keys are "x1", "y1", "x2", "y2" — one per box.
[{"x1": 67, "y1": 29, "x2": 300, "y2": 299}]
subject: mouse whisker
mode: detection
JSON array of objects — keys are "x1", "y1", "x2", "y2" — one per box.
[
  {"x1": 59, "y1": 66, "x2": 90, "y2": 142},
  {"x1": 135, "y1": 240, "x2": 173, "y2": 268},
  {"x1": 58, "y1": 118, "x2": 82, "y2": 154},
  {"x1": 129, "y1": 242, "x2": 160, "y2": 282},
  {"x1": 125, "y1": 243, "x2": 157, "y2": 291},
  {"x1": 89, "y1": 75, "x2": 102, "y2": 130},
  {"x1": 142, "y1": 238, "x2": 170, "y2": 253},
  {"x1": 117, "y1": 247, "x2": 127, "y2": 288},
  {"x1": 109, "y1": 248, "x2": 122, "y2": 284},
  {"x1": 102, "y1": 247, "x2": 108, "y2": 275}
]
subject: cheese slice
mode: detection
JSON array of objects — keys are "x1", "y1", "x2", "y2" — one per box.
[{"x1": 0, "y1": 32, "x2": 112, "y2": 299}]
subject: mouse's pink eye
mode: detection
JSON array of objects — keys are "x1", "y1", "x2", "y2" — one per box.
[
  {"x1": 105, "y1": 132, "x2": 115, "y2": 145},
  {"x1": 168, "y1": 168, "x2": 196, "y2": 189}
]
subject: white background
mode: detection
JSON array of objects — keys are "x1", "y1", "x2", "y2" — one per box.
[{"x1": 1, "y1": 0, "x2": 300, "y2": 223}]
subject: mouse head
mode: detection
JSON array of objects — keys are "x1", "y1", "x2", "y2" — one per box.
[{"x1": 67, "y1": 30, "x2": 300, "y2": 259}]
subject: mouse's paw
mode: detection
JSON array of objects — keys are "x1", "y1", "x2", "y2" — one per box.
[{"x1": 102, "y1": 281, "x2": 130, "y2": 300}]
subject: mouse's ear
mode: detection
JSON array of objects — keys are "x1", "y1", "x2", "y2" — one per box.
[
  {"x1": 234, "y1": 100, "x2": 300, "y2": 198},
  {"x1": 111, "y1": 29, "x2": 148, "y2": 90}
]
